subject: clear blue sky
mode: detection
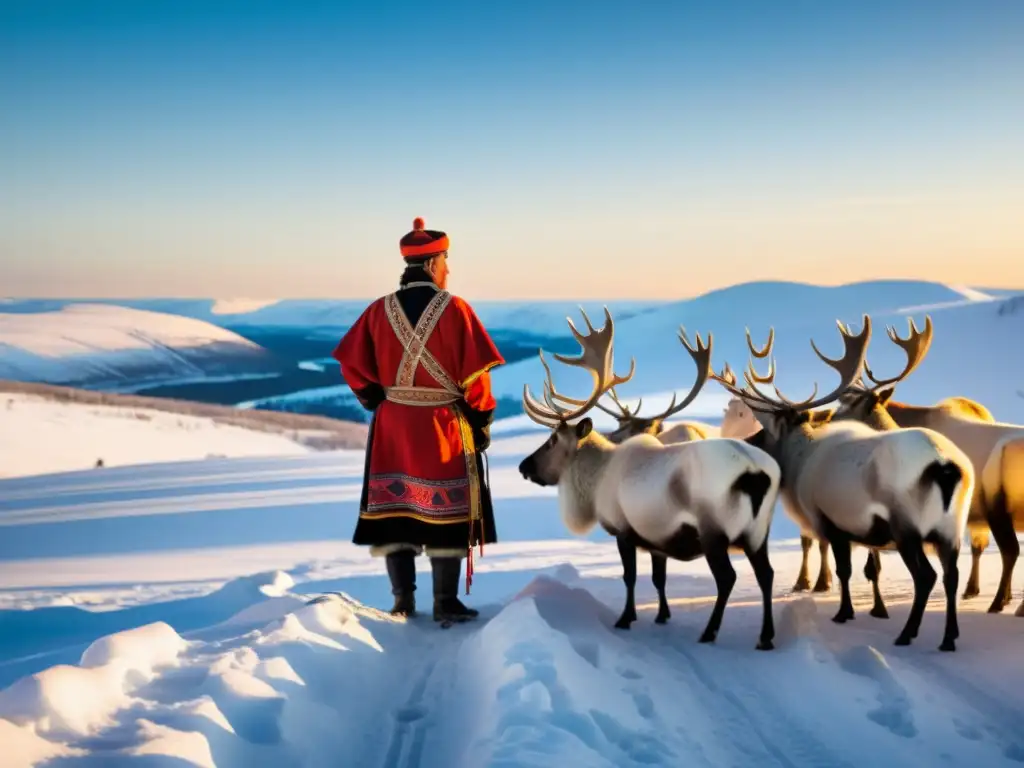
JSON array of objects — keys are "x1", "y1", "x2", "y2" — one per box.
[{"x1": 1, "y1": 0, "x2": 1021, "y2": 299}]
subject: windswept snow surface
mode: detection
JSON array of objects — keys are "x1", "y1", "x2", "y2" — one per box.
[
  {"x1": 0, "y1": 393, "x2": 312, "y2": 479},
  {"x1": 1, "y1": 431, "x2": 1023, "y2": 766},
  {"x1": 0, "y1": 304, "x2": 278, "y2": 390}
]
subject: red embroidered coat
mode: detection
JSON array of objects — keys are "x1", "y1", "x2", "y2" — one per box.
[{"x1": 332, "y1": 283, "x2": 505, "y2": 554}]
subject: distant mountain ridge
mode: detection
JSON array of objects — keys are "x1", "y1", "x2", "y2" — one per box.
[{"x1": 3, "y1": 280, "x2": 1021, "y2": 424}]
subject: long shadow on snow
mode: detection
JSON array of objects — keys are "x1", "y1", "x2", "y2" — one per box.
[{"x1": 0, "y1": 492, "x2": 600, "y2": 562}]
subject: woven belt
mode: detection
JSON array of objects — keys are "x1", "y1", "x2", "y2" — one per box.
[{"x1": 385, "y1": 386, "x2": 460, "y2": 406}]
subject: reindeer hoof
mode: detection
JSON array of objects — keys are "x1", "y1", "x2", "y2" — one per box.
[
  {"x1": 831, "y1": 610, "x2": 853, "y2": 624},
  {"x1": 812, "y1": 579, "x2": 831, "y2": 593},
  {"x1": 614, "y1": 617, "x2": 633, "y2": 630},
  {"x1": 870, "y1": 605, "x2": 889, "y2": 619},
  {"x1": 986, "y1": 601, "x2": 1006, "y2": 614},
  {"x1": 698, "y1": 630, "x2": 717, "y2": 644},
  {"x1": 894, "y1": 634, "x2": 912, "y2": 646},
  {"x1": 1015, "y1": 602, "x2": 1024, "y2": 618},
  {"x1": 655, "y1": 614, "x2": 670, "y2": 625},
  {"x1": 792, "y1": 578, "x2": 810, "y2": 592},
  {"x1": 961, "y1": 587, "x2": 979, "y2": 600},
  {"x1": 939, "y1": 639, "x2": 956, "y2": 652},
  {"x1": 756, "y1": 638, "x2": 775, "y2": 651}
]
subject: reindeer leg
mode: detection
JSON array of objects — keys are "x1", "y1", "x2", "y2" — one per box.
[
  {"x1": 962, "y1": 529, "x2": 987, "y2": 599},
  {"x1": 793, "y1": 535, "x2": 812, "y2": 592},
  {"x1": 614, "y1": 535, "x2": 638, "y2": 629},
  {"x1": 824, "y1": 525, "x2": 854, "y2": 624},
  {"x1": 699, "y1": 532, "x2": 736, "y2": 644},
  {"x1": 985, "y1": 493, "x2": 1020, "y2": 614},
  {"x1": 812, "y1": 538, "x2": 832, "y2": 592},
  {"x1": 936, "y1": 538, "x2": 960, "y2": 651},
  {"x1": 651, "y1": 552, "x2": 670, "y2": 624},
  {"x1": 863, "y1": 548, "x2": 889, "y2": 619},
  {"x1": 744, "y1": 539, "x2": 775, "y2": 650},
  {"x1": 894, "y1": 532, "x2": 937, "y2": 646}
]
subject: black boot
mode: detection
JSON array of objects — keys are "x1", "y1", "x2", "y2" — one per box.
[
  {"x1": 385, "y1": 550, "x2": 416, "y2": 617},
  {"x1": 431, "y1": 557, "x2": 479, "y2": 623}
]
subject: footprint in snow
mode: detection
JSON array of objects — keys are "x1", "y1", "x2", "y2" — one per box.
[{"x1": 618, "y1": 667, "x2": 642, "y2": 680}]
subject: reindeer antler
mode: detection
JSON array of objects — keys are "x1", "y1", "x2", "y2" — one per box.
[
  {"x1": 546, "y1": 326, "x2": 713, "y2": 426},
  {"x1": 547, "y1": 381, "x2": 645, "y2": 422},
  {"x1": 632, "y1": 326, "x2": 713, "y2": 422},
  {"x1": 860, "y1": 315, "x2": 933, "y2": 391},
  {"x1": 709, "y1": 316, "x2": 873, "y2": 414},
  {"x1": 522, "y1": 306, "x2": 636, "y2": 426}
]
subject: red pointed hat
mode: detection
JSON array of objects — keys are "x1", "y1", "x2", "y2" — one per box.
[{"x1": 399, "y1": 217, "x2": 449, "y2": 260}]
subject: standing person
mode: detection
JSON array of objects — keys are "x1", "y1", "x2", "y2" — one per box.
[{"x1": 332, "y1": 217, "x2": 506, "y2": 624}]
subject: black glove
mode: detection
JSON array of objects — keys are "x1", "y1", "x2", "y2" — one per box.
[
  {"x1": 457, "y1": 402, "x2": 494, "y2": 453},
  {"x1": 355, "y1": 383, "x2": 385, "y2": 411},
  {"x1": 473, "y1": 425, "x2": 491, "y2": 453}
]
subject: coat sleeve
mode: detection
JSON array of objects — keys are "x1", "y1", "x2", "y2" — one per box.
[
  {"x1": 450, "y1": 296, "x2": 506, "y2": 451},
  {"x1": 331, "y1": 304, "x2": 385, "y2": 411}
]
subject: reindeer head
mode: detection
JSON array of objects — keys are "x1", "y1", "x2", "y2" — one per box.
[
  {"x1": 517, "y1": 307, "x2": 641, "y2": 486},
  {"x1": 591, "y1": 328, "x2": 714, "y2": 444},
  {"x1": 721, "y1": 397, "x2": 761, "y2": 438},
  {"x1": 518, "y1": 419, "x2": 595, "y2": 486},
  {"x1": 831, "y1": 315, "x2": 933, "y2": 429},
  {"x1": 708, "y1": 319, "x2": 873, "y2": 455}
]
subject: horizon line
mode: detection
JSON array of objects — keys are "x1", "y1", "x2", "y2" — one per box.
[{"x1": 3, "y1": 278, "x2": 1023, "y2": 304}]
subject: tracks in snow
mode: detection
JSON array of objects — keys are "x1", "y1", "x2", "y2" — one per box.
[{"x1": 645, "y1": 634, "x2": 857, "y2": 768}]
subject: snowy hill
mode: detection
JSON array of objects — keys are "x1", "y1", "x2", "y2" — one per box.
[
  {"x1": 0, "y1": 304, "x2": 279, "y2": 391},
  {"x1": 0, "y1": 439, "x2": 1022, "y2": 765},
  {"x1": 491, "y1": 281, "x2": 1024, "y2": 427},
  {"x1": 0, "y1": 383, "x2": 368, "y2": 479},
  {"x1": 0, "y1": 297, "x2": 663, "y2": 336}
]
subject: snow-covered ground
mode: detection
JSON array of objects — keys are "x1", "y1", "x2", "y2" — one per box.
[
  {"x1": 1, "y1": 432, "x2": 1023, "y2": 766},
  {"x1": 2, "y1": 279, "x2": 1024, "y2": 766},
  {"x1": 0, "y1": 393, "x2": 313, "y2": 479},
  {"x1": 0, "y1": 304, "x2": 278, "y2": 390}
]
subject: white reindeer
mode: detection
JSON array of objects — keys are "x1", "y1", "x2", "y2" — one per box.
[
  {"x1": 722, "y1": 387, "x2": 840, "y2": 595},
  {"x1": 832, "y1": 316, "x2": 1024, "y2": 615},
  {"x1": 569, "y1": 349, "x2": 845, "y2": 599},
  {"x1": 516, "y1": 308, "x2": 782, "y2": 650},
  {"x1": 712, "y1": 316, "x2": 975, "y2": 651}
]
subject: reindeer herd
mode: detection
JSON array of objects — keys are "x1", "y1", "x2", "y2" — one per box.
[{"x1": 516, "y1": 308, "x2": 1024, "y2": 654}]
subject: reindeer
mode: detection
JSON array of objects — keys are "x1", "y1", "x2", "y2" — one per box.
[
  {"x1": 832, "y1": 316, "x2": 1024, "y2": 615},
  {"x1": 585, "y1": 387, "x2": 720, "y2": 443},
  {"x1": 517, "y1": 308, "x2": 782, "y2": 650},
  {"x1": 719, "y1": 336, "x2": 842, "y2": 596},
  {"x1": 711, "y1": 316, "x2": 975, "y2": 651}
]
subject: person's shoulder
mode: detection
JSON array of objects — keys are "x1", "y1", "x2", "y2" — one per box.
[
  {"x1": 365, "y1": 293, "x2": 394, "y2": 311},
  {"x1": 443, "y1": 292, "x2": 481, "y2": 316}
]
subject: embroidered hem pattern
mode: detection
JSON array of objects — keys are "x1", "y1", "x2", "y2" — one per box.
[{"x1": 364, "y1": 473, "x2": 473, "y2": 524}]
